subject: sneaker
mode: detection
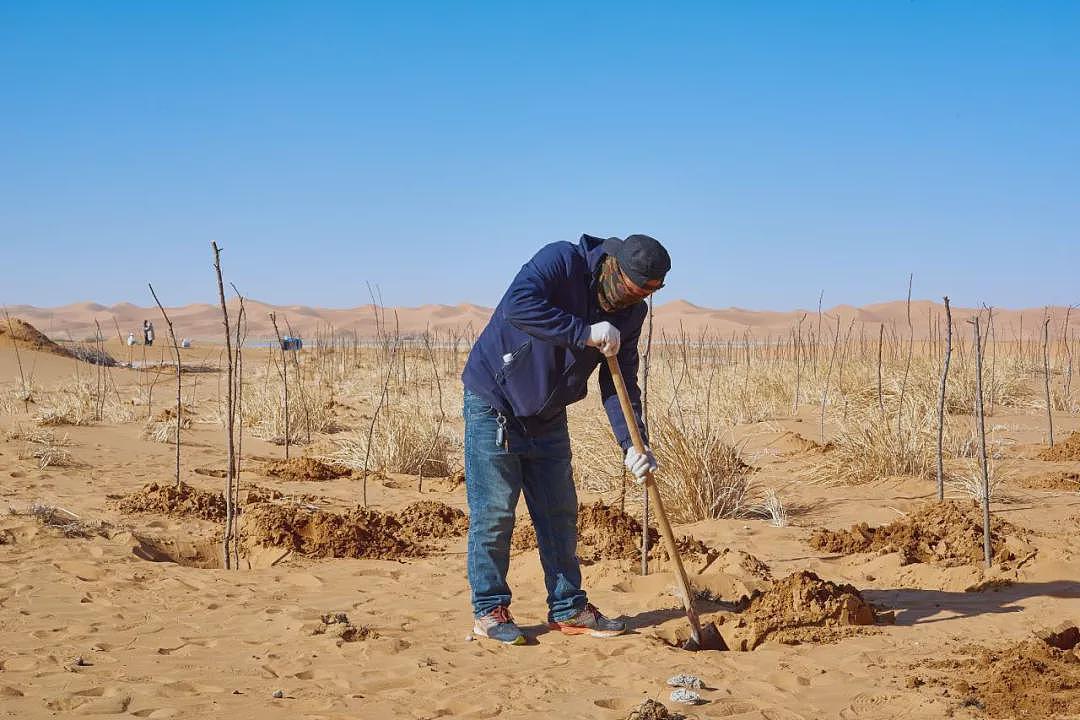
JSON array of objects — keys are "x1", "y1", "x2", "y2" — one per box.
[
  {"x1": 548, "y1": 603, "x2": 627, "y2": 638},
  {"x1": 473, "y1": 606, "x2": 526, "y2": 645}
]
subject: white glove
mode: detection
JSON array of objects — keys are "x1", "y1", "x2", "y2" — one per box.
[
  {"x1": 624, "y1": 445, "x2": 658, "y2": 484},
  {"x1": 586, "y1": 321, "x2": 621, "y2": 357}
]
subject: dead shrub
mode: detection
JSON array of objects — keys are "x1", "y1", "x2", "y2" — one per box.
[
  {"x1": 8, "y1": 502, "x2": 110, "y2": 538},
  {"x1": 141, "y1": 407, "x2": 193, "y2": 444},
  {"x1": 33, "y1": 376, "x2": 134, "y2": 426},
  {"x1": 13, "y1": 428, "x2": 75, "y2": 469},
  {"x1": 652, "y1": 415, "x2": 758, "y2": 522},
  {"x1": 331, "y1": 406, "x2": 460, "y2": 478}
]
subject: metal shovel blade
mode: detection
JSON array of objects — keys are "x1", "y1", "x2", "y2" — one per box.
[{"x1": 681, "y1": 621, "x2": 728, "y2": 652}]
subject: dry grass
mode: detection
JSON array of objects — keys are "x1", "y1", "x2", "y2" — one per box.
[
  {"x1": 33, "y1": 376, "x2": 134, "y2": 426},
  {"x1": 142, "y1": 410, "x2": 193, "y2": 444},
  {"x1": 8, "y1": 502, "x2": 112, "y2": 538},
  {"x1": 9, "y1": 428, "x2": 76, "y2": 469},
  {"x1": 240, "y1": 367, "x2": 335, "y2": 443},
  {"x1": 947, "y1": 458, "x2": 1015, "y2": 503},
  {"x1": 651, "y1": 414, "x2": 758, "y2": 523},
  {"x1": 0, "y1": 386, "x2": 18, "y2": 415},
  {"x1": 752, "y1": 489, "x2": 789, "y2": 527},
  {"x1": 812, "y1": 400, "x2": 939, "y2": 485},
  {"x1": 331, "y1": 406, "x2": 461, "y2": 477}
]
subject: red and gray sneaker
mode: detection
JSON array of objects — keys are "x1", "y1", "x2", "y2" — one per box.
[
  {"x1": 548, "y1": 603, "x2": 627, "y2": 638},
  {"x1": 473, "y1": 606, "x2": 526, "y2": 645}
]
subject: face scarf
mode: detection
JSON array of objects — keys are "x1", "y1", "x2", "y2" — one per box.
[{"x1": 597, "y1": 255, "x2": 650, "y2": 313}]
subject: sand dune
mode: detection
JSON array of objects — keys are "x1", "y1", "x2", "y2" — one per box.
[{"x1": 8, "y1": 298, "x2": 1080, "y2": 343}]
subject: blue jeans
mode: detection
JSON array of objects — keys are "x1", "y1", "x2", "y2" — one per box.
[{"x1": 463, "y1": 389, "x2": 587, "y2": 622}]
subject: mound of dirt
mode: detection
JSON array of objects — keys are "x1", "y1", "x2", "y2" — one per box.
[
  {"x1": 118, "y1": 482, "x2": 227, "y2": 521},
  {"x1": 775, "y1": 431, "x2": 834, "y2": 455},
  {"x1": 311, "y1": 612, "x2": 379, "y2": 644},
  {"x1": 730, "y1": 570, "x2": 877, "y2": 650},
  {"x1": 0, "y1": 317, "x2": 71, "y2": 357},
  {"x1": 577, "y1": 501, "x2": 657, "y2": 561},
  {"x1": 242, "y1": 503, "x2": 426, "y2": 560},
  {"x1": 394, "y1": 501, "x2": 468, "y2": 541},
  {"x1": 807, "y1": 501, "x2": 1022, "y2": 566},
  {"x1": 1038, "y1": 432, "x2": 1080, "y2": 462},
  {"x1": 261, "y1": 457, "x2": 352, "y2": 482},
  {"x1": 626, "y1": 699, "x2": 676, "y2": 720},
  {"x1": 1019, "y1": 470, "x2": 1080, "y2": 491},
  {"x1": 713, "y1": 548, "x2": 773, "y2": 581},
  {"x1": 914, "y1": 626, "x2": 1080, "y2": 719},
  {"x1": 512, "y1": 501, "x2": 710, "y2": 563}
]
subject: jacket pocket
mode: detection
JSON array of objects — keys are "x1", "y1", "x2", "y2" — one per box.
[{"x1": 496, "y1": 340, "x2": 547, "y2": 417}]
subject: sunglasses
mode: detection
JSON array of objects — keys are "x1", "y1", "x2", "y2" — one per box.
[{"x1": 618, "y1": 269, "x2": 664, "y2": 299}]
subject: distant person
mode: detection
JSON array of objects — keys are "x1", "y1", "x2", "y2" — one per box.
[
  {"x1": 461, "y1": 234, "x2": 670, "y2": 645},
  {"x1": 126, "y1": 332, "x2": 136, "y2": 346},
  {"x1": 143, "y1": 320, "x2": 155, "y2": 346}
]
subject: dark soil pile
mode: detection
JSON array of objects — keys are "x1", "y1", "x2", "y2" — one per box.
[
  {"x1": 730, "y1": 570, "x2": 876, "y2": 650},
  {"x1": 394, "y1": 501, "x2": 468, "y2": 541},
  {"x1": 807, "y1": 501, "x2": 1020, "y2": 566},
  {"x1": 512, "y1": 501, "x2": 709, "y2": 563},
  {"x1": 0, "y1": 318, "x2": 71, "y2": 357},
  {"x1": 576, "y1": 501, "x2": 657, "y2": 561},
  {"x1": 118, "y1": 482, "x2": 227, "y2": 521},
  {"x1": 1019, "y1": 470, "x2": 1080, "y2": 491},
  {"x1": 626, "y1": 699, "x2": 677, "y2": 720},
  {"x1": 914, "y1": 627, "x2": 1080, "y2": 719},
  {"x1": 1039, "y1": 433, "x2": 1080, "y2": 461},
  {"x1": 261, "y1": 457, "x2": 352, "y2": 482},
  {"x1": 242, "y1": 503, "x2": 426, "y2": 560}
]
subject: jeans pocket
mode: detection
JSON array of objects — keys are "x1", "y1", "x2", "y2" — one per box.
[{"x1": 463, "y1": 392, "x2": 498, "y2": 421}]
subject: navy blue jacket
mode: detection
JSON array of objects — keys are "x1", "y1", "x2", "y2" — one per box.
[{"x1": 461, "y1": 234, "x2": 649, "y2": 450}]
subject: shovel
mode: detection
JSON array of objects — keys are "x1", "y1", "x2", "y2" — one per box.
[{"x1": 606, "y1": 355, "x2": 727, "y2": 652}]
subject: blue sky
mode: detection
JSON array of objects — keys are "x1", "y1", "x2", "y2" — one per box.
[{"x1": 2, "y1": 2, "x2": 1077, "y2": 311}]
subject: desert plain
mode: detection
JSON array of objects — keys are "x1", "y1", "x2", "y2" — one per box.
[{"x1": 2, "y1": 299, "x2": 1080, "y2": 720}]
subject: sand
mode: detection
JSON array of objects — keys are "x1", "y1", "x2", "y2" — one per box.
[
  {"x1": 4, "y1": 339, "x2": 1080, "y2": 719},
  {"x1": 0, "y1": 317, "x2": 73, "y2": 357},
  {"x1": 911, "y1": 627, "x2": 1080, "y2": 718}
]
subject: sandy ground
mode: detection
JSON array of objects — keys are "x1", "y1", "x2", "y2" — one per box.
[{"x1": 2, "y1": 344, "x2": 1080, "y2": 719}]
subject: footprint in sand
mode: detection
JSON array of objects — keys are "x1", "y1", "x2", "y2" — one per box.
[
  {"x1": 708, "y1": 699, "x2": 760, "y2": 716},
  {"x1": 131, "y1": 708, "x2": 181, "y2": 718},
  {"x1": 839, "y1": 692, "x2": 912, "y2": 719},
  {"x1": 45, "y1": 686, "x2": 131, "y2": 714}
]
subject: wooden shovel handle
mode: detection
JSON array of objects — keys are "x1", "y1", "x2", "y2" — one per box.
[{"x1": 606, "y1": 355, "x2": 704, "y2": 641}]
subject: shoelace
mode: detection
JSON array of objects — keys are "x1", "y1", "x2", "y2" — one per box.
[{"x1": 488, "y1": 606, "x2": 514, "y2": 624}]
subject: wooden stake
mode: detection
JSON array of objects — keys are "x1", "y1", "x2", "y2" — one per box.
[
  {"x1": 211, "y1": 242, "x2": 236, "y2": 570},
  {"x1": 936, "y1": 297, "x2": 952, "y2": 502},
  {"x1": 972, "y1": 315, "x2": 992, "y2": 568},
  {"x1": 268, "y1": 312, "x2": 290, "y2": 459},
  {"x1": 1044, "y1": 311, "x2": 1055, "y2": 448},
  {"x1": 148, "y1": 283, "x2": 183, "y2": 488}
]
